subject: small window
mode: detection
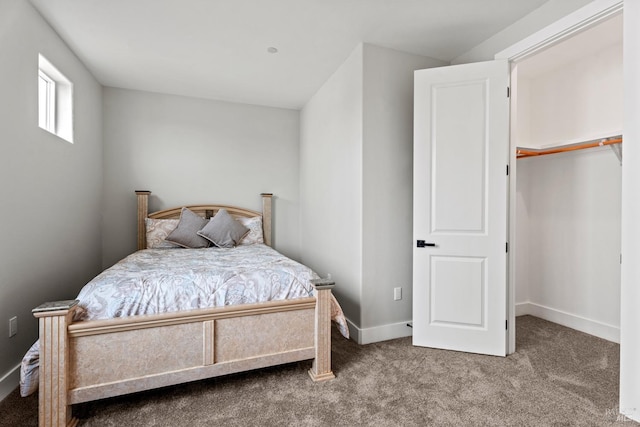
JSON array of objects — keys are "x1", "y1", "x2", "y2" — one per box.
[
  {"x1": 38, "y1": 70, "x2": 56, "y2": 132},
  {"x1": 38, "y1": 54, "x2": 73, "y2": 143}
]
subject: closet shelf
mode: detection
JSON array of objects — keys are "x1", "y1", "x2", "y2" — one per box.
[{"x1": 516, "y1": 136, "x2": 622, "y2": 159}]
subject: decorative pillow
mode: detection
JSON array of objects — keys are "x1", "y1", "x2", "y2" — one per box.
[
  {"x1": 165, "y1": 208, "x2": 210, "y2": 249},
  {"x1": 145, "y1": 218, "x2": 180, "y2": 249},
  {"x1": 237, "y1": 216, "x2": 264, "y2": 245},
  {"x1": 197, "y1": 209, "x2": 249, "y2": 248}
]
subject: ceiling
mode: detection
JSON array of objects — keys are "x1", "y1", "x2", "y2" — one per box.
[{"x1": 29, "y1": 0, "x2": 549, "y2": 109}]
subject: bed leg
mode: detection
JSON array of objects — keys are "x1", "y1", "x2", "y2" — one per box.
[
  {"x1": 33, "y1": 300, "x2": 80, "y2": 427},
  {"x1": 309, "y1": 279, "x2": 336, "y2": 382}
]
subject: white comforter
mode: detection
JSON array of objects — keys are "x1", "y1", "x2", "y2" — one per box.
[
  {"x1": 20, "y1": 244, "x2": 349, "y2": 396},
  {"x1": 80, "y1": 245, "x2": 321, "y2": 318}
]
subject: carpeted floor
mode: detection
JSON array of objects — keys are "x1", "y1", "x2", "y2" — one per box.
[{"x1": 0, "y1": 316, "x2": 636, "y2": 426}]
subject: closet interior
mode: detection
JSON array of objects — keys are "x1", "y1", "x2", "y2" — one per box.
[{"x1": 512, "y1": 13, "x2": 623, "y2": 343}]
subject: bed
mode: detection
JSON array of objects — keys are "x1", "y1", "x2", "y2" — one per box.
[{"x1": 26, "y1": 191, "x2": 347, "y2": 427}]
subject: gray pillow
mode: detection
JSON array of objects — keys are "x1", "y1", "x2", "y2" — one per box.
[
  {"x1": 197, "y1": 209, "x2": 249, "y2": 248},
  {"x1": 165, "y1": 207, "x2": 210, "y2": 249}
]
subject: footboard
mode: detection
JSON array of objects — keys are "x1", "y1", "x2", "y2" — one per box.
[{"x1": 34, "y1": 282, "x2": 335, "y2": 427}]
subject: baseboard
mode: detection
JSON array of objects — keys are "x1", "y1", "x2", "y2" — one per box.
[
  {"x1": 516, "y1": 302, "x2": 620, "y2": 343},
  {"x1": 346, "y1": 317, "x2": 413, "y2": 345},
  {"x1": 515, "y1": 302, "x2": 534, "y2": 317},
  {"x1": 0, "y1": 364, "x2": 20, "y2": 402},
  {"x1": 345, "y1": 303, "x2": 619, "y2": 345}
]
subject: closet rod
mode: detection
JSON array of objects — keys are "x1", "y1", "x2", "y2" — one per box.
[{"x1": 516, "y1": 137, "x2": 622, "y2": 159}]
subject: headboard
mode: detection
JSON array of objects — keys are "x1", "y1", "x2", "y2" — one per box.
[{"x1": 135, "y1": 191, "x2": 273, "y2": 250}]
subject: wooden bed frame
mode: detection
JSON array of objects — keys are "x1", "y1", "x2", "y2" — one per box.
[{"x1": 34, "y1": 191, "x2": 335, "y2": 427}]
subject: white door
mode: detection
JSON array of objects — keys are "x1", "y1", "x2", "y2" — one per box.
[{"x1": 413, "y1": 60, "x2": 509, "y2": 356}]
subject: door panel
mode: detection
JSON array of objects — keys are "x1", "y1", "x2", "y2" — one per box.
[
  {"x1": 432, "y1": 81, "x2": 487, "y2": 233},
  {"x1": 431, "y1": 256, "x2": 485, "y2": 327},
  {"x1": 413, "y1": 60, "x2": 509, "y2": 357}
]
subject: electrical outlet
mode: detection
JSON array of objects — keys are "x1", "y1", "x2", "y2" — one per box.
[
  {"x1": 9, "y1": 316, "x2": 17, "y2": 337},
  {"x1": 394, "y1": 287, "x2": 402, "y2": 301}
]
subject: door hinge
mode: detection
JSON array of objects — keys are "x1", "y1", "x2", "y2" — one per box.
[
  {"x1": 507, "y1": 87, "x2": 510, "y2": 98},
  {"x1": 506, "y1": 164, "x2": 509, "y2": 176},
  {"x1": 506, "y1": 320, "x2": 508, "y2": 330},
  {"x1": 506, "y1": 242, "x2": 509, "y2": 253}
]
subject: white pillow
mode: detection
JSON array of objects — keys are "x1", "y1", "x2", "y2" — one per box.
[
  {"x1": 145, "y1": 218, "x2": 180, "y2": 249},
  {"x1": 237, "y1": 216, "x2": 264, "y2": 245}
]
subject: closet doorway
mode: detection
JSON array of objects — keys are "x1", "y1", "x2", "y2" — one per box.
[{"x1": 503, "y1": 9, "x2": 623, "y2": 352}]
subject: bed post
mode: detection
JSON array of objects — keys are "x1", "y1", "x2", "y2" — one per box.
[
  {"x1": 33, "y1": 300, "x2": 80, "y2": 427},
  {"x1": 309, "y1": 279, "x2": 336, "y2": 381},
  {"x1": 261, "y1": 193, "x2": 273, "y2": 247},
  {"x1": 135, "y1": 191, "x2": 151, "y2": 250}
]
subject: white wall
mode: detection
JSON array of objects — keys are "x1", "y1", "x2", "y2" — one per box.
[
  {"x1": 514, "y1": 167, "x2": 531, "y2": 306},
  {"x1": 519, "y1": 44, "x2": 623, "y2": 147},
  {"x1": 516, "y1": 149, "x2": 621, "y2": 340},
  {"x1": 0, "y1": 0, "x2": 103, "y2": 400},
  {"x1": 620, "y1": 0, "x2": 640, "y2": 422},
  {"x1": 102, "y1": 88, "x2": 300, "y2": 267},
  {"x1": 299, "y1": 44, "x2": 364, "y2": 325},
  {"x1": 300, "y1": 43, "x2": 446, "y2": 342},
  {"x1": 361, "y1": 45, "x2": 447, "y2": 333}
]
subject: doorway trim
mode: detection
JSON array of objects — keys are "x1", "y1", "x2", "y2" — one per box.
[{"x1": 493, "y1": 0, "x2": 623, "y2": 354}]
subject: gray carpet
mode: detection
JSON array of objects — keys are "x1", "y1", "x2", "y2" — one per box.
[{"x1": 1, "y1": 316, "x2": 636, "y2": 426}]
